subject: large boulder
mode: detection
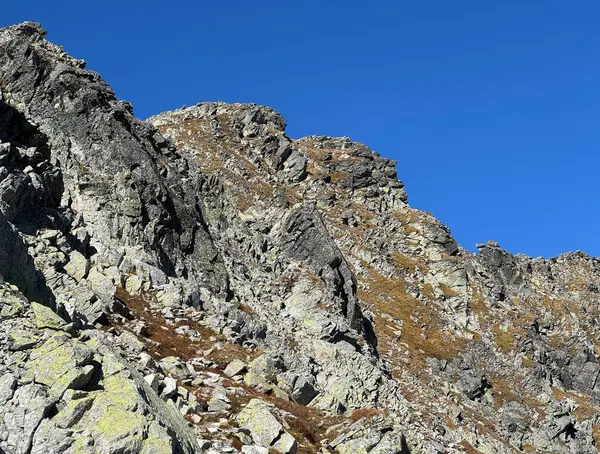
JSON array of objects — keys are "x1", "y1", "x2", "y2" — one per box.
[{"x1": 237, "y1": 399, "x2": 298, "y2": 454}]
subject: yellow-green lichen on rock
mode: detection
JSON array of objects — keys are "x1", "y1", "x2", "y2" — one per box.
[
  {"x1": 9, "y1": 328, "x2": 40, "y2": 351},
  {"x1": 53, "y1": 395, "x2": 96, "y2": 429},
  {"x1": 31, "y1": 301, "x2": 67, "y2": 330},
  {"x1": 25, "y1": 332, "x2": 95, "y2": 397},
  {"x1": 237, "y1": 398, "x2": 298, "y2": 453},
  {"x1": 0, "y1": 295, "x2": 24, "y2": 317},
  {"x1": 61, "y1": 366, "x2": 187, "y2": 454},
  {"x1": 140, "y1": 421, "x2": 175, "y2": 454},
  {"x1": 78, "y1": 332, "x2": 200, "y2": 453},
  {"x1": 66, "y1": 373, "x2": 147, "y2": 453}
]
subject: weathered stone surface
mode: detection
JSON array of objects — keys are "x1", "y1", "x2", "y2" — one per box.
[
  {"x1": 159, "y1": 356, "x2": 191, "y2": 380},
  {"x1": 237, "y1": 399, "x2": 297, "y2": 452},
  {"x1": 0, "y1": 283, "x2": 200, "y2": 454},
  {"x1": 224, "y1": 359, "x2": 247, "y2": 377},
  {"x1": 0, "y1": 19, "x2": 599, "y2": 454},
  {"x1": 241, "y1": 446, "x2": 269, "y2": 454},
  {"x1": 63, "y1": 251, "x2": 89, "y2": 282},
  {"x1": 207, "y1": 387, "x2": 232, "y2": 412},
  {"x1": 0, "y1": 373, "x2": 16, "y2": 405},
  {"x1": 161, "y1": 376, "x2": 178, "y2": 400},
  {"x1": 31, "y1": 301, "x2": 67, "y2": 330}
]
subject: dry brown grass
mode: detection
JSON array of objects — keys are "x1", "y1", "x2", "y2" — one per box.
[
  {"x1": 552, "y1": 387, "x2": 599, "y2": 421},
  {"x1": 444, "y1": 415, "x2": 458, "y2": 430},
  {"x1": 114, "y1": 288, "x2": 348, "y2": 453},
  {"x1": 391, "y1": 208, "x2": 419, "y2": 225},
  {"x1": 486, "y1": 373, "x2": 545, "y2": 415},
  {"x1": 420, "y1": 283, "x2": 437, "y2": 301},
  {"x1": 491, "y1": 324, "x2": 518, "y2": 354},
  {"x1": 349, "y1": 408, "x2": 385, "y2": 421},
  {"x1": 358, "y1": 265, "x2": 467, "y2": 366},
  {"x1": 114, "y1": 288, "x2": 256, "y2": 367},
  {"x1": 402, "y1": 224, "x2": 419, "y2": 235},
  {"x1": 468, "y1": 288, "x2": 487, "y2": 315},
  {"x1": 233, "y1": 192, "x2": 255, "y2": 212},
  {"x1": 488, "y1": 375, "x2": 521, "y2": 410},
  {"x1": 239, "y1": 303, "x2": 254, "y2": 314},
  {"x1": 439, "y1": 283, "x2": 458, "y2": 299},
  {"x1": 459, "y1": 440, "x2": 485, "y2": 454},
  {"x1": 593, "y1": 425, "x2": 600, "y2": 447},
  {"x1": 392, "y1": 252, "x2": 428, "y2": 275},
  {"x1": 329, "y1": 170, "x2": 350, "y2": 184},
  {"x1": 226, "y1": 389, "x2": 345, "y2": 453}
]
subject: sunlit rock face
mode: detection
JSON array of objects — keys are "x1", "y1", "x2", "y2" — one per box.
[{"x1": 0, "y1": 21, "x2": 600, "y2": 454}]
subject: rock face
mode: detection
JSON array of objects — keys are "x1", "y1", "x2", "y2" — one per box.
[
  {"x1": 0, "y1": 22, "x2": 227, "y2": 324},
  {"x1": 0, "y1": 284, "x2": 199, "y2": 454},
  {"x1": 1, "y1": 20, "x2": 600, "y2": 454}
]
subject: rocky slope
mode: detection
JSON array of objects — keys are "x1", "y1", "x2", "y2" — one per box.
[{"x1": 0, "y1": 21, "x2": 599, "y2": 454}]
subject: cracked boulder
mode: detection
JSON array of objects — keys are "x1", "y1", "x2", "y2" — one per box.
[{"x1": 237, "y1": 399, "x2": 298, "y2": 454}]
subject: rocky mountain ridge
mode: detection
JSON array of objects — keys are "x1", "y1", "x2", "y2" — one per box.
[{"x1": 0, "y1": 21, "x2": 599, "y2": 454}]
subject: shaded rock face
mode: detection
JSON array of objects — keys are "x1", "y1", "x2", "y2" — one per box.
[
  {"x1": 1, "y1": 20, "x2": 600, "y2": 454},
  {"x1": 282, "y1": 204, "x2": 372, "y2": 339},
  {"x1": 0, "y1": 22, "x2": 228, "y2": 322}
]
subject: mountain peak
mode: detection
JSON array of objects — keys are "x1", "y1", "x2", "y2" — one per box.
[{"x1": 0, "y1": 22, "x2": 599, "y2": 454}]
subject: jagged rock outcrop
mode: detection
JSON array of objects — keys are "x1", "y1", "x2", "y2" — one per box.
[
  {"x1": 1, "y1": 20, "x2": 600, "y2": 454},
  {"x1": 0, "y1": 284, "x2": 199, "y2": 454},
  {"x1": 0, "y1": 22, "x2": 228, "y2": 324}
]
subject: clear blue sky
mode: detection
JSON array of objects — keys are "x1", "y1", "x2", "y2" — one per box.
[{"x1": 3, "y1": 1, "x2": 599, "y2": 258}]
